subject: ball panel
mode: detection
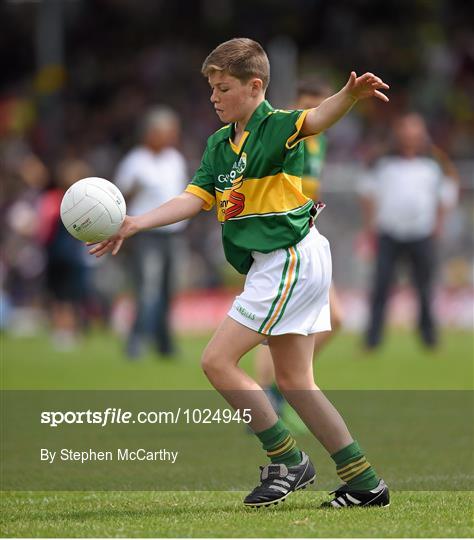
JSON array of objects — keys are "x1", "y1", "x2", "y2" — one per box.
[
  {"x1": 60, "y1": 177, "x2": 126, "y2": 244},
  {"x1": 86, "y1": 210, "x2": 122, "y2": 241},
  {"x1": 60, "y1": 188, "x2": 78, "y2": 214},
  {"x1": 60, "y1": 195, "x2": 101, "y2": 228},
  {"x1": 65, "y1": 203, "x2": 109, "y2": 243},
  {"x1": 71, "y1": 181, "x2": 87, "y2": 206},
  {"x1": 85, "y1": 183, "x2": 125, "y2": 223}
]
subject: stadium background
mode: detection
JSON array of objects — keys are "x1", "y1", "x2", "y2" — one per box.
[
  {"x1": 2, "y1": 0, "x2": 473, "y2": 337},
  {"x1": 1, "y1": 1, "x2": 473, "y2": 537}
]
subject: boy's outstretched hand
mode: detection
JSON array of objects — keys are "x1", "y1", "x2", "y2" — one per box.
[
  {"x1": 345, "y1": 71, "x2": 390, "y2": 102},
  {"x1": 88, "y1": 215, "x2": 139, "y2": 257}
]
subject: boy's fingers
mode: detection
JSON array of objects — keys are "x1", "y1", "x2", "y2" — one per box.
[
  {"x1": 88, "y1": 235, "x2": 125, "y2": 257},
  {"x1": 112, "y1": 238, "x2": 123, "y2": 256},
  {"x1": 89, "y1": 242, "x2": 104, "y2": 254},
  {"x1": 372, "y1": 77, "x2": 389, "y2": 87},
  {"x1": 94, "y1": 245, "x2": 110, "y2": 258},
  {"x1": 89, "y1": 240, "x2": 110, "y2": 255},
  {"x1": 374, "y1": 90, "x2": 389, "y2": 102},
  {"x1": 362, "y1": 74, "x2": 389, "y2": 89}
]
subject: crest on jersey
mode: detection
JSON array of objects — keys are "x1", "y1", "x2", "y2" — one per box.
[
  {"x1": 235, "y1": 153, "x2": 247, "y2": 174},
  {"x1": 217, "y1": 152, "x2": 248, "y2": 184}
]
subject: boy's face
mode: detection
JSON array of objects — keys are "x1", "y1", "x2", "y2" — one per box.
[{"x1": 208, "y1": 71, "x2": 260, "y2": 124}]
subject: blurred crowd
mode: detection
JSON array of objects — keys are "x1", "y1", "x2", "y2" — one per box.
[{"x1": 1, "y1": 0, "x2": 473, "y2": 347}]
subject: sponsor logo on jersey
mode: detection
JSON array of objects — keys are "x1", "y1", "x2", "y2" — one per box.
[
  {"x1": 224, "y1": 189, "x2": 245, "y2": 220},
  {"x1": 217, "y1": 153, "x2": 247, "y2": 184},
  {"x1": 218, "y1": 153, "x2": 247, "y2": 220}
]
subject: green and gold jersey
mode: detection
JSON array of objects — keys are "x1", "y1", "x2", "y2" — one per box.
[
  {"x1": 186, "y1": 100, "x2": 314, "y2": 275},
  {"x1": 301, "y1": 133, "x2": 327, "y2": 200}
]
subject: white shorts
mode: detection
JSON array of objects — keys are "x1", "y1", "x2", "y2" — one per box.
[{"x1": 228, "y1": 227, "x2": 332, "y2": 336}]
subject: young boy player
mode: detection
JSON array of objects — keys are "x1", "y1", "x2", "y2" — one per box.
[{"x1": 90, "y1": 38, "x2": 390, "y2": 508}]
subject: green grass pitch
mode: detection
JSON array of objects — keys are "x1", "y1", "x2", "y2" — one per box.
[{"x1": 1, "y1": 329, "x2": 473, "y2": 537}]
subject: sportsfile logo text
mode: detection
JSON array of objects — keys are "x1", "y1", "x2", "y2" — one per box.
[{"x1": 41, "y1": 407, "x2": 252, "y2": 427}]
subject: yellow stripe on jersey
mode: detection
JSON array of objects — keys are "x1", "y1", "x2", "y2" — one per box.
[
  {"x1": 215, "y1": 173, "x2": 309, "y2": 222},
  {"x1": 185, "y1": 184, "x2": 215, "y2": 210},
  {"x1": 262, "y1": 246, "x2": 297, "y2": 334},
  {"x1": 286, "y1": 109, "x2": 311, "y2": 149}
]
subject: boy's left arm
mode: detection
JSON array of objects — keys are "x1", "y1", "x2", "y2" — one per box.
[{"x1": 300, "y1": 72, "x2": 389, "y2": 137}]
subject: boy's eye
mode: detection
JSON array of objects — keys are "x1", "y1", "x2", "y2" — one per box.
[{"x1": 220, "y1": 88, "x2": 229, "y2": 93}]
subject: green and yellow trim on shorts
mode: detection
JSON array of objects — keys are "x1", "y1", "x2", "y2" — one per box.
[{"x1": 258, "y1": 245, "x2": 301, "y2": 335}]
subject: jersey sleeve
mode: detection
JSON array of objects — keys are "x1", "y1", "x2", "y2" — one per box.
[
  {"x1": 285, "y1": 109, "x2": 312, "y2": 149},
  {"x1": 265, "y1": 108, "x2": 312, "y2": 152},
  {"x1": 185, "y1": 144, "x2": 215, "y2": 211}
]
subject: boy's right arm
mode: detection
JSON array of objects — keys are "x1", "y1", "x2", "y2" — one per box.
[
  {"x1": 301, "y1": 72, "x2": 389, "y2": 137},
  {"x1": 88, "y1": 191, "x2": 204, "y2": 257}
]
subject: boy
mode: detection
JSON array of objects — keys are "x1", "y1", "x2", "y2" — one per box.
[
  {"x1": 254, "y1": 77, "x2": 343, "y2": 428},
  {"x1": 90, "y1": 38, "x2": 390, "y2": 508}
]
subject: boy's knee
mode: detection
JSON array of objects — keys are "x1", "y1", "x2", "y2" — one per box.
[
  {"x1": 201, "y1": 348, "x2": 225, "y2": 380},
  {"x1": 275, "y1": 372, "x2": 303, "y2": 393}
]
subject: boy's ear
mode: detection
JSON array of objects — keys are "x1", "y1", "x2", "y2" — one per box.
[{"x1": 250, "y1": 78, "x2": 264, "y2": 96}]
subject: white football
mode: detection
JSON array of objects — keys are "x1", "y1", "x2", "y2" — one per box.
[{"x1": 60, "y1": 177, "x2": 126, "y2": 243}]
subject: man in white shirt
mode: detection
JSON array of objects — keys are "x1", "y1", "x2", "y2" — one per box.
[
  {"x1": 358, "y1": 113, "x2": 458, "y2": 349},
  {"x1": 115, "y1": 107, "x2": 187, "y2": 358}
]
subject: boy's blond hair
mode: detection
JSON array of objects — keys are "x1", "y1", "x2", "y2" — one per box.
[{"x1": 202, "y1": 38, "x2": 270, "y2": 90}]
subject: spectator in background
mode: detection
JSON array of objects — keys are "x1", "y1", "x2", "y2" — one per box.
[
  {"x1": 115, "y1": 107, "x2": 187, "y2": 359},
  {"x1": 38, "y1": 158, "x2": 92, "y2": 350},
  {"x1": 358, "y1": 112, "x2": 459, "y2": 350},
  {"x1": 3, "y1": 152, "x2": 49, "y2": 317}
]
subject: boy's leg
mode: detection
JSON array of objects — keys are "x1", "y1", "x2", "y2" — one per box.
[
  {"x1": 270, "y1": 333, "x2": 388, "y2": 507},
  {"x1": 202, "y1": 316, "x2": 315, "y2": 506},
  {"x1": 269, "y1": 332, "x2": 353, "y2": 453},
  {"x1": 201, "y1": 315, "x2": 277, "y2": 432},
  {"x1": 254, "y1": 284, "x2": 343, "y2": 432},
  {"x1": 254, "y1": 345, "x2": 285, "y2": 415},
  {"x1": 255, "y1": 283, "x2": 343, "y2": 416},
  {"x1": 255, "y1": 345, "x2": 275, "y2": 388}
]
